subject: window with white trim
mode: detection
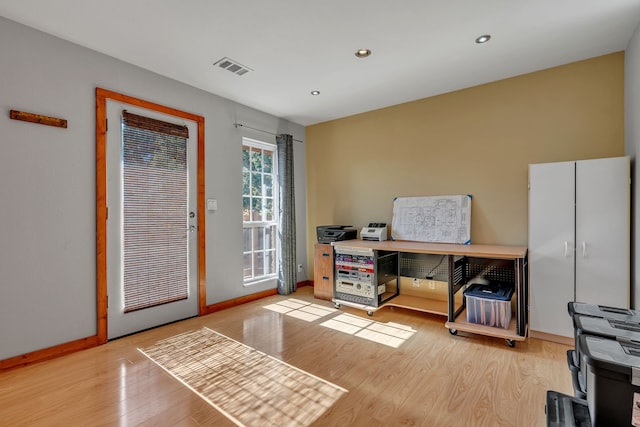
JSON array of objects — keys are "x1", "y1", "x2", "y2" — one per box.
[{"x1": 242, "y1": 138, "x2": 278, "y2": 284}]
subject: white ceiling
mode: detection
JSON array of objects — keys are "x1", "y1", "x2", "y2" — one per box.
[{"x1": 2, "y1": 1, "x2": 640, "y2": 126}]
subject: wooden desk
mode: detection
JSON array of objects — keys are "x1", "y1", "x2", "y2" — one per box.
[{"x1": 332, "y1": 240, "x2": 528, "y2": 346}]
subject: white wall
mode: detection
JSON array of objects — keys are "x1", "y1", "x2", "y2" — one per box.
[
  {"x1": 626, "y1": 22, "x2": 640, "y2": 309},
  {"x1": 0, "y1": 17, "x2": 306, "y2": 360}
]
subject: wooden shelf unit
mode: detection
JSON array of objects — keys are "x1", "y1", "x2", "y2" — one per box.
[
  {"x1": 331, "y1": 240, "x2": 528, "y2": 345},
  {"x1": 382, "y1": 294, "x2": 449, "y2": 316},
  {"x1": 445, "y1": 309, "x2": 525, "y2": 342}
]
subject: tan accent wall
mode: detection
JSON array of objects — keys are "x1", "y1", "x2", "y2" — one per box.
[{"x1": 306, "y1": 52, "x2": 625, "y2": 277}]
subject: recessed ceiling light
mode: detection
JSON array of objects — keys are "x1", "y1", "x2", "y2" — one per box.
[
  {"x1": 355, "y1": 49, "x2": 372, "y2": 58},
  {"x1": 475, "y1": 35, "x2": 491, "y2": 44},
  {"x1": 311, "y1": 90, "x2": 320, "y2": 95}
]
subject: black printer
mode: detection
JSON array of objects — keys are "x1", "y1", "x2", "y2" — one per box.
[{"x1": 316, "y1": 225, "x2": 357, "y2": 243}]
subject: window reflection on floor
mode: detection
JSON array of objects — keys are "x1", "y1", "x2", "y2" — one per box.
[
  {"x1": 263, "y1": 298, "x2": 417, "y2": 348},
  {"x1": 321, "y1": 313, "x2": 416, "y2": 348},
  {"x1": 263, "y1": 298, "x2": 337, "y2": 321},
  {"x1": 139, "y1": 328, "x2": 347, "y2": 427}
]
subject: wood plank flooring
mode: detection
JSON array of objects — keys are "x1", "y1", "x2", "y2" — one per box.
[{"x1": 0, "y1": 286, "x2": 572, "y2": 426}]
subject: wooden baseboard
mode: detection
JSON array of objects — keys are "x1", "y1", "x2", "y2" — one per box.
[
  {"x1": 3, "y1": 281, "x2": 310, "y2": 371},
  {"x1": 201, "y1": 281, "x2": 311, "y2": 314},
  {"x1": 201, "y1": 288, "x2": 278, "y2": 315},
  {"x1": 0, "y1": 335, "x2": 99, "y2": 372},
  {"x1": 529, "y1": 330, "x2": 574, "y2": 346}
]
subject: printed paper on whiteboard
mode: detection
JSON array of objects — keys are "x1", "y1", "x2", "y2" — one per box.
[{"x1": 391, "y1": 195, "x2": 471, "y2": 244}]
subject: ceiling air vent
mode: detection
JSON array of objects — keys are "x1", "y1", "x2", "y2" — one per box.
[{"x1": 214, "y1": 57, "x2": 252, "y2": 76}]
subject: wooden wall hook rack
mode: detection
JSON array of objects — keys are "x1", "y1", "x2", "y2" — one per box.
[{"x1": 10, "y1": 110, "x2": 67, "y2": 128}]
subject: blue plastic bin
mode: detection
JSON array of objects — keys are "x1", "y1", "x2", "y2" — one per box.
[{"x1": 464, "y1": 283, "x2": 514, "y2": 329}]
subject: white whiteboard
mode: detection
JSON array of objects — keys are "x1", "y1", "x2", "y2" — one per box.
[{"x1": 391, "y1": 195, "x2": 472, "y2": 244}]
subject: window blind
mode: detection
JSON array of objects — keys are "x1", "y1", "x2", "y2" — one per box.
[{"x1": 121, "y1": 111, "x2": 189, "y2": 313}]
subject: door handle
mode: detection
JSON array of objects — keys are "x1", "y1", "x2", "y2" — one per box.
[
  {"x1": 582, "y1": 242, "x2": 587, "y2": 258},
  {"x1": 564, "y1": 241, "x2": 570, "y2": 257}
]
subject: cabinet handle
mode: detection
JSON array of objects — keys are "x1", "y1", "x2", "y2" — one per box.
[
  {"x1": 322, "y1": 276, "x2": 329, "y2": 280},
  {"x1": 322, "y1": 253, "x2": 330, "y2": 257},
  {"x1": 564, "y1": 241, "x2": 569, "y2": 257},
  {"x1": 582, "y1": 242, "x2": 587, "y2": 258}
]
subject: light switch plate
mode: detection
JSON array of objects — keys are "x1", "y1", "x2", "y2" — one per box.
[{"x1": 207, "y1": 198, "x2": 217, "y2": 211}]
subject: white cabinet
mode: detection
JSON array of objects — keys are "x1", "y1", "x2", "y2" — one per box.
[{"x1": 528, "y1": 156, "x2": 630, "y2": 340}]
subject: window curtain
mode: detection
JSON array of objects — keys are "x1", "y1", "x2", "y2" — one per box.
[{"x1": 276, "y1": 134, "x2": 296, "y2": 294}]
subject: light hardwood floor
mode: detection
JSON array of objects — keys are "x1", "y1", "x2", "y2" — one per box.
[{"x1": 0, "y1": 286, "x2": 572, "y2": 426}]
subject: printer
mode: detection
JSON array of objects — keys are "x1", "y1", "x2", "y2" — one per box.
[
  {"x1": 360, "y1": 223, "x2": 388, "y2": 241},
  {"x1": 317, "y1": 225, "x2": 357, "y2": 243}
]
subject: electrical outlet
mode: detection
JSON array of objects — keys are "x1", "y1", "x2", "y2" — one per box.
[
  {"x1": 297, "y1": 264, "x2": 303, "y2": 273},
  {"x1": 412, "y1": 278, "x2": 421, "y2": 287},
  {"x1": 428, "y1": 280, "x2": 436, "y2": 290}
]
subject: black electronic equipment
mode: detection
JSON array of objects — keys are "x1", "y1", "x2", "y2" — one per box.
[{"x1": 316, "y1": 225, "x2": 357, "y2": 243}]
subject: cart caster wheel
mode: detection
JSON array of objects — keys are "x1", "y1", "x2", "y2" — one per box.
[
  {"x1": 449, "y1": 329, "x2": 458, "y2": 336},
  {"x1": 334, "y1": 303, "x2": 341, "y2": 309},
  {"x1": 367, "y1": 311, "x2": 373, "y2": 317},
  {"x1": 506, "y1": 339, "x2": 516, "y2": 348}
]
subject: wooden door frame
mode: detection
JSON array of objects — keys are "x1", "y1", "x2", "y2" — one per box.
[{"x1": 95, "y1": 88, "x2": 206, "y2": 344}]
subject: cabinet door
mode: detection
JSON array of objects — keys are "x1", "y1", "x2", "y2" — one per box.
[
  {"x1": 314, "y1": 243, "x2": 334, "y2": 301},
  {"x1": 575, "y1": 157, "x2": 630, "y2": 308},
  {"x1": 529, "y1": 161, "x2": 575, "y2": 338}
]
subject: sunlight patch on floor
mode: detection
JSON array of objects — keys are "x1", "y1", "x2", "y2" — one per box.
[
  {"x1": 320, "y1": 313, "x2": 416, "y2": 348},
  {"x1": 263, "y1": 298, "x2": 416, "y2": 348},
  {"x1": 139, "y1": 328, "x2": 347, "y2": 427},
  {"x1": 263, "y1": 298, "x2": 337, "y2": 322}
]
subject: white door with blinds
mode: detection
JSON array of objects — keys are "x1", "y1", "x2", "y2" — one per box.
[{"x1": 106, "y1": 101, "x2": 198, "y2": 339}]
